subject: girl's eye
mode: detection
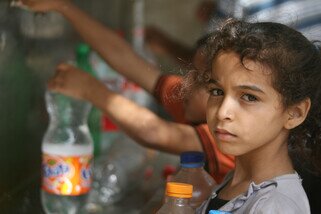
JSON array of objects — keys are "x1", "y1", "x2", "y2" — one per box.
[
  {"x1": 242, "y1": 94, "x2": 258, "y2": 102},
  {"x1": 209, "y1": 88, "x2": 224, "y2": 96}
]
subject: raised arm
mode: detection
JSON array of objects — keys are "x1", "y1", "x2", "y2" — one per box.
[
  {"x1": 17, "y1": 0, "x2": 161, "y2": 93},
  {"x1": 145, "y1": 26, "x2": 194, "y2": 65},
  {"x1": 48, "y1": 63, "x2": 203, "y2": 154}
]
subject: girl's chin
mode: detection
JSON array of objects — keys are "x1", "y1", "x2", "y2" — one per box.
[
  {"x1": 217, "y1": 143, "x2": 234, "y2": 155},
  {"x1": 216, "y1": 141, "x2": 244, "y2": 156}
]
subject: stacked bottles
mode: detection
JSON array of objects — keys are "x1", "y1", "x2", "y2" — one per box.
[
  {"x1": 75, "y1": 43, "x2": 102, "y2": 158},
  {"x1": 41, "y1": 90, "x2": 94, "y2": 214},
  {"x1": 157, "y1": 182, "x2": 194, "y2": 214},
  {"x1": 169, "y1": 151, "x2": 217, "y2": 209}
]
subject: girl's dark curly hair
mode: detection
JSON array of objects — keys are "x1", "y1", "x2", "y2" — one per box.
[{"x1": 185, "y1": 19, "x2": 321, "y2": 174}]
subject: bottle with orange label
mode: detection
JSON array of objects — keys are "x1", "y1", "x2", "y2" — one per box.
[{"x1": 41, "y1": 89, "x2": 94, "y2": 214}]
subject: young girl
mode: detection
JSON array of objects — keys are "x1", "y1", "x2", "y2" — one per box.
[{"x1": 188, "y1": 19, "x2": 321, "y2": 213}]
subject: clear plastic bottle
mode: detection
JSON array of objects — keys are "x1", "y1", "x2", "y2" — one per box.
[
  {"x1": 169, "y1": 151, "x2": 217, "y2": 209},
  {"x1": 86, "y1": 134, "x2": 147, "y2": 211},
  {"x1": 156, "y1": 182, "x2": 194, "y2": 214},
  {"x1": 41, "y1": 91, "x2": 94, "y2": 214}
]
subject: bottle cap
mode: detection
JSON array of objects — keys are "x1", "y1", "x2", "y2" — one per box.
[
  {"x1": 180, "y1": 151, "x2": 205, "y2": 168},
  {"x1": 76, "y1": 43, "x2": 90, "y2": 56},
  {"x1": 165, "y1": 182, "x2": 193, "y2": 198},
  {"x1": 102, "y1": 116, "x2": 119, "y2": 131}
]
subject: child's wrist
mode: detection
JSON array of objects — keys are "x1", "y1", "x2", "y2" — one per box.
[
  {"x1": 82, "y1": 84, "x2": 94, "y2": 102},
  {"x1": 84, "y1": 81, "x2": 106, "y2": 106}
]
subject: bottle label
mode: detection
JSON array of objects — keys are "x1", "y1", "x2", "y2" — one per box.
[{"x1": 41, "y1": 153, "x2": 92, "y2": 196}]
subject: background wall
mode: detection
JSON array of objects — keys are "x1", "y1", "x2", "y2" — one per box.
[{"x1": 145, "y1": 0, "x2": 204, "y2": 47}]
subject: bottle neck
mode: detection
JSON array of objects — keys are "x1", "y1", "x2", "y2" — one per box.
[
  {"x1": 166, "y1": 196, "x2": 191, "y2": 207},
  {"x1": 46, "y1": 91, "x2": 91, "y2": 127},
  {"x1": 180, "y1": 162, "x2": 204, "y2": 168},
  {"x1": 180, "y1": 165, "x2": 204, "y2": 171}
]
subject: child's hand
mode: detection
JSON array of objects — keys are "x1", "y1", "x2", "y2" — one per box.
[
  {"x1": 48, "y1": 63, "x2": 97, "y2": 101},
  {"x1": 12, "y1": 0, "x2": 67, "y2": 12}
]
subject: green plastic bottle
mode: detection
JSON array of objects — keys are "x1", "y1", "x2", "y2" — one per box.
[{"x1": 75, "y1": 43, "x2": 102, "y2": 158}]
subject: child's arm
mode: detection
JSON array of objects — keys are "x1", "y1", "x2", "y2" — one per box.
[
  {"x1": 145, "y1": 26, "x2": 194, "y2": 65},
  {"x1": 48, "y1": 63, "x2": 203, "y2": 154},
  {"x1": 18, "y1": 0, "x2": 161, "y2": 93}
]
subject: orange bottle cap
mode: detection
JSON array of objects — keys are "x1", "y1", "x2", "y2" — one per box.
[{"x1": 166, "y1": 182, "x2": 193, "y2": 198}]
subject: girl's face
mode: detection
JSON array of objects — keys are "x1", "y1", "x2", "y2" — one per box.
[{"x1": 206, "y1": 51, "x2": 290, "y2": 157}]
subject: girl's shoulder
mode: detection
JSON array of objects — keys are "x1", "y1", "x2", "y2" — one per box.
[
  {"x1": 206, "y1": 172, "x2": 311, "y2": 214},
  {"x1": 242, "y1": 172, "x2": 310, "y2": 214}
]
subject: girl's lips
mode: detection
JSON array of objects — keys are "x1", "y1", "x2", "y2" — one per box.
[{"x1": 215, "y1": 128, "x2": 236, "y2": 141}]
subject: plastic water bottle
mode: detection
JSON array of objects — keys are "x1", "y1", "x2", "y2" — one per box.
[
  {"x1": 86, "y1": 134, "x2": 147, "y2": 211},
  {"x1": 41, "y1": 91, "x2": 94, "y2": 214},
  {"x1": 169, "y1": 151, "x2": 217, "y2": 209},
  {"x1": 156, "y1": 182, "x2": 194, "y2": 214}
]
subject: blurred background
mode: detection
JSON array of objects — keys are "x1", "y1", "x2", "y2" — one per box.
[{"x1": 0, "y1": 0, "x2": 206, "y2": 213}]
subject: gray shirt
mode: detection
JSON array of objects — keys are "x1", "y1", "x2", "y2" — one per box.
[{"x1": 197, "y1": 171, "x2": 310, "y2": 214}]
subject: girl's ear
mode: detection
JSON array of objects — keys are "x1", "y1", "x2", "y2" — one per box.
[{"x1": 284, "y1": 98, "x2": 311, "y2": 130}]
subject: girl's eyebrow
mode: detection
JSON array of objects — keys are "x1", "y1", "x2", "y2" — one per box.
[
  {"x1": 208, "y1": 79, "x2": 219, "y2": 85},
  {"x1": 236, "y1": 85, "x2": 265, "y2": 94},
  {"x1": 209, "y1": 79, "x2": 265, "y2": 94}
]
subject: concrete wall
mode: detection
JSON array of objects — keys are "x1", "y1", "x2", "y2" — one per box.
[{"x1": 145, "y1": 0, "x2": 204, "y2": 47}]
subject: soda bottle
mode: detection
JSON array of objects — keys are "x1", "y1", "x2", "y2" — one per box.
[
  {"x1": 75, "y1": 43, "x2": 102, "y2": 158},
  {"x1": 169, "y1": 151, "x2": 217, "y2": 209},
  {"x1": 156, "y1": 182, "x2": 194, "y2": 214},
  {"x1": 41, "y1": 91, "x2": 94, "y2": 214}
]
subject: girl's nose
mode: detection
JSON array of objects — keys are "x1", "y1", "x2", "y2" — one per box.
[{"x1": 216, "y1": 96, "x2": 235, "y2": 121}]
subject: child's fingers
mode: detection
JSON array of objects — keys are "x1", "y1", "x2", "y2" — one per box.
[
  {"x1": 48, "y1": 65, "x2": 69, "y2": 91},
  {"x1": 54, "y1": 63, "x2": 75, "y2": 80},
  {"x1": 56, "y1": 63, "x2": 73, "y2": 72},
  {"x1": 47, "y1": 78, "x2": 64, "y2": 92}
]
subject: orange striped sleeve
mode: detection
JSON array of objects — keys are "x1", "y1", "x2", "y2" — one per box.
[{"x1": 152, "y1": 75, "x2": 188, "y2": 124}]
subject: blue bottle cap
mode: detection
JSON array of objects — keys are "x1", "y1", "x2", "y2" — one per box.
[
  {"x1": 180, "y1": 151, "x2": 204, "y2": 168},
  {"x1": 209, "y1": 210, "x2": 231, "y2": 214}
]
